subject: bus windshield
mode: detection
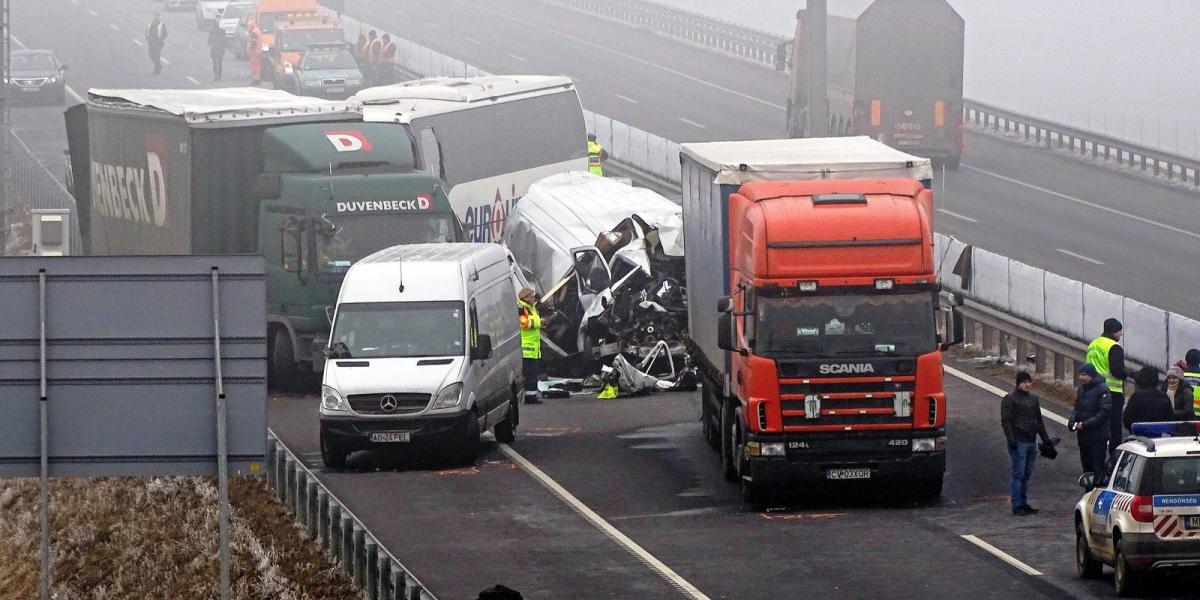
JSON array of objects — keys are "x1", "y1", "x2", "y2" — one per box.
[
  {"x1": 754, "y1": 292, "x2": 936, "y2": 358},
  {"x1": 317, "y1": 213, "x2": 458, "y2": 271}
]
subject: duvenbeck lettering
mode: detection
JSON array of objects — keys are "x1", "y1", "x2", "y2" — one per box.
[
  {"x1": 90, "y1": 151, "x2": 168, "y2": 227},
  {"x1": 334, "y1": 198, "x2": 432, "y2": 213}
]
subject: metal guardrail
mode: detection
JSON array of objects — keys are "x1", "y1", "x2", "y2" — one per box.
[
  {"x1": 963, "y1": 100, "x2": 1200, "y2": 187},
  {"x1": 8, "y1": 128, "x2": 82, "y2": 252},
  {"x1": 266, "y1": 431, "x2": 436, "y2": 600}
]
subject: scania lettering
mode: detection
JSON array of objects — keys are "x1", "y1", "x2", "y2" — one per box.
[
  {"x1": 680, "y1": 137, "x2": 963, "y2": 503},
  {"x1": 356, "y1": 75, "x2": 588, "y2": 243},
  {"x1": 66, "y1": 88, "x2": 462, "y2": 390}
]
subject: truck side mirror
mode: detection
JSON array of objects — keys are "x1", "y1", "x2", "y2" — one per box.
[
  {"x1": 716, "y1": 296, "x2": 732, "y2": 313},
  {"x1": 471, "y1": 334, "x2": 493, "y2": 361},
  {"x1": 717, "y1": 312, "x2": 733, "y2": 352}
]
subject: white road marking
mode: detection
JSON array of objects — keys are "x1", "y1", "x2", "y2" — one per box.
[
  {"x1": 424, "y1": 21, "x2": 439, "y2": 28},
  {"x1": 962, "y1": 534, "x2": 1043, "y2": 576},
  {"x1": 133, "y1": 38, "x2": 144, "y2": 47},
  {"x1": 1055, "y1": 248, "x2": 1105, "y2": 266},
  {"x1": 452, "y1": 0, "x2": 787, "y2": 112},
  {"x1": 499, "y1": 443, "x2": 712, "y2": 600},
  {"x1": 464, "y1": 36, "x2": 482, "y2": 45},
  {"x1": 186, "y1": 76, "x2": 200, "y2": 84},
  {"x1": 678, "y1": 117, "x2": 707, "y2": 129},
  {"x1": 161, "y1": 57, "x2": 171, "y2": 65},
  {"x1": 87, "y1": 9, "x2": 98, "y2": 17},
  {"x1": 616, "y1": 94, "x2": 640, "y2": 104},
  {"x1": 937, "y1": 208, "x2": 978, "y2": 223},
  {"x1": 69, "y1": 0, "x2": 78, "y2": 4},
  {"x1": 944, "y1": 365, "x2": 1069, "y2": 427},
  {"x1": 962, "y1": 164, "x2": 1200, "y2": 242},
  {"x1": 508, "y1": 54, "x2": 528, "y2": 62},
  {"x1": 108, "y1": 23, "x2": 120, "y2": 32}
]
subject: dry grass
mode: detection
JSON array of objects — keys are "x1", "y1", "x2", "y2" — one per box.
[{"x1": 0, "y1": 477, "x2": 363, "y2": 600}]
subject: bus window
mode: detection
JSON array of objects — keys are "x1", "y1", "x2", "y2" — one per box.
[{"x1": 419, "y1": 127, "x2": 443, "y2": 180}]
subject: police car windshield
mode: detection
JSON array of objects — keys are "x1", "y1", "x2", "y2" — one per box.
[
  {"x1": 317, "y1": 214, "x2": 457, "y2": 271},
  {"x1": 332, "y1": 302, "x2": 465, "y2": 359},
  {"x1": 281, "y1": 28, "x2": 343, "y2": 51},
  {"x1": 1150, "y1": 457, "x2": 1200, "y2": 495},
  {"x1": 301, "y1": 48, "x2": 357, "y2": 71},
  {"x1": 755, "y1": 292, "x2": 936, "y2": 357}
]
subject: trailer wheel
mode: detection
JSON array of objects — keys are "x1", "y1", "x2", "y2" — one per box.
[
  {"x1": 720, "y1": 401, "x2": 737, "y2": 482},
  {"x1": 701, "y1": 384, "x2": 720, "y2": 450},
  {"x1": 269, "y1": 327, "x2": 300, "y2": 392}
]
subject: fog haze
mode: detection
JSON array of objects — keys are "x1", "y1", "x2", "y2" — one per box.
[{"x1": 656, "y1": 0, "x2": 1200, "y2": 156}]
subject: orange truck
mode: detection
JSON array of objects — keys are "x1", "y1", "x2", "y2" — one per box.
[
  {"x1": 680, "y1": 137, "x2": 963, "y2": 503},
  {"x1": 267, "y1": 13, "x2": 345, "y2": 84},
  {"x1": 247, "y1": 0, "x2": 319, "y2": 71}
]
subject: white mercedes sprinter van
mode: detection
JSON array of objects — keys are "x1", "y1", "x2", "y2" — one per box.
[{"x1": 319, "y1": 243, "x2": 523, "y2": 467}]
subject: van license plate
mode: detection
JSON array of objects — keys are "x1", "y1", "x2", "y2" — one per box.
[
  {"x1": 1184, "y1": 515, "x2": 1200, "y2": 530},
  {"x1": 369, "y1": 431, "x2": 410, "y2": 443},
  {"x1": 325, "y1": 86, "x2": 345, "y2": 94},
  {"x1": 827, "y1": 468, "x2": 871, "y2": 480}
]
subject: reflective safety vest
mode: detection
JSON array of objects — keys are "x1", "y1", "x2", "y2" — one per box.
[
  {"x1": 1085, "y1": 336, "x2": 1123, "y2": 394},
  {"x1": 1186, "y1": 370, "x2": 1200, "y2": 416},
  {"x1": 588, "y1": 140, "x2": 604, "y2": 176},
  {"x1": 518, "y1": 300, "x2": 541, "y2": 359}
]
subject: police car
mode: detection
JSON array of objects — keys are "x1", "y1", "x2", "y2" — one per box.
[{"x1": 1075, "y1": 422, "x2": 1200, "y2": 596}]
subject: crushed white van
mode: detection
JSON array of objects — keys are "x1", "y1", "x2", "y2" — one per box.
[{"x1": 318, "y1": 243, "x2": 523, "y2": 467}]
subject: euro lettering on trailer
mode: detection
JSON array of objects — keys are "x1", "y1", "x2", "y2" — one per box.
[
  {"x1": 462, "y1": 185, "x2": 521, "y2": 243},
  {"x1": 335, "y1": 195, "x2": 432, "y2": 213}
]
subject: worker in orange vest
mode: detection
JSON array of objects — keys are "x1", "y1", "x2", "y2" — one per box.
[{"x1": 247, "y1": 22, "x2": 263, "y2": 85}]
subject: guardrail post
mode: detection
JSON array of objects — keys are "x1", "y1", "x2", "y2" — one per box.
[
  {"x1": 275, "y1": 448, "x2": 287, "y2": 503},
  {"x1": 998, "y1": 331, "x2": 1010, "y2": 360},
  {"x1": 285, "y1": 459, "x2": 297, "y2": 512},
  {"x1": 306, "y1": 481, "x2": 319, "y2": 538},
  {"x1": 296, "y1": 470, "x2": 308, "y2": 524},
  {"x1": 1016, "y1": 339, "x2": 1030, "y2": 372},
  {"x1": 390, "y1": 568, "x2": 406, "y2": 600},
  {"x1": 317, "y1": 489, "x2": 330, "y2": 550},
  {"x1": 352, "y1": 524, "x2": 366, "y2": 587},
  {"x1": 980, "y1": 324, "x2": 995, "y2": 354},
  {"x1": 365, "y1": 537, "x2": 379, "y2": 599},
  {"x1": 341, "y1": 516, "x2": 355, "y2": 575},
  {"x1": 328, "y1": 504, "x2": 342, "y2": 561},
  {"x1": 1035, "y1": 348, "x2": 1049, "y2": 375},
  {"x1": 265, "y1": 438, "x2": 276, "y2": 490},
  {"x1": 405, "y1": 573, "x2": 422, "y2": 600}
]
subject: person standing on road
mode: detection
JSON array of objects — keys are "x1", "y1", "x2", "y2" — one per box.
[
  {"x1": 207, "y1": 22, "x2": 227, "y2": 81},
  {"x1": 1001, "y1": 371, "x2": 1054, "y2": 516},
  {"x1": 365, "y1": 30, "x2": 382, "y2": 85},
  {"x1": 587, "y1": 133, "x2": 608, "y2": 176},
  {"x1": 146, "y1": 12, "x2": 168, "y2": 75},
  {"x1": 517, "y1": 288, "x2": 542, "y2": 405},
  {"x1": 1085, "y1": 317, "x2": 1127, "y2": 458},
  {"x1": 1163, "y1": 365, "x2": 1197, "y2": 420},
  {"x1": 1069, "y1": 364, "x2": 1112, "y2": 480},
  {"x1": 247, "y1": 22, "x2": 263, "y2": 85},
  {"x1": 378, "y1": 34, "x2": 397, "y2": 85},
  {"x1": 354, "y1": 33, "x2": 368, "y2": 66},
  {"x1": 1123, "y1": 367, "x2": 1174, "y2": 430},
  {"x1": 1182, "y1": 349, "x2": 1200, "y2": 418}
]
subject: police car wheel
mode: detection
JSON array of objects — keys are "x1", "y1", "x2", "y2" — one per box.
[
  {"x1": 1113, "y1": 537, "x2": 1142, "y2": 596},
  {"x1": 1075, "y1": 521, "x2": 1102, "y2": 579}
]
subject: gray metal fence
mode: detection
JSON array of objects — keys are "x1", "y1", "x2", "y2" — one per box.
[{"x1": 8, "y1": 128, "x2": 81, "y2": 252}]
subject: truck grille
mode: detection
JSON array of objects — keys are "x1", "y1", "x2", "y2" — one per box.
[
  {"x1": 783, "y1": 414, "x2": 912, "y2": 427},
  {"x1": 779, "y1": 377, "x2": 916, "y2": 427},
  {"x1": 348, "y1": 393, "x2": 430, "y2": 415}
]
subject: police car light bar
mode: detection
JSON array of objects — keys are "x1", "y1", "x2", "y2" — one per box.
[{"x1": 1130, "y1": 421, "x2": 1200, "y2": 438}]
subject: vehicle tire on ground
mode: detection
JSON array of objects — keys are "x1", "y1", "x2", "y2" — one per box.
[
  {"x1": 457, "y1": 410, "x2": 481, "y2": 466},
  {"x1": 494, "y1": 392, "x2": 518, "y2": 444},
  {"x1": 269, "y1": 326, "x2": 300, "y2": 391},
  {"x1": 1113, "y1": 536, "x2": 1141, "y2": 597},
  {"x1": 701, "y1": 384, "x2": 720, "y2": 450},
  {"x1": 320, "y1": 428, "x2": 348, "y2": 468},
  {"x1": 720, "y1": 400, "x2": 738, "y2": 482},
  {"x1": 912, "y1": 475, "x2": 944, "y2": 502},
  {"x1": 1075, "y1": 520, "x2": 1102, "y2": 579}
]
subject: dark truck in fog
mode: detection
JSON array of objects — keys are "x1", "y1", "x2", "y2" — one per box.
[{"x1": 66, "y1": 88, "x2": 461, "y2": 388}]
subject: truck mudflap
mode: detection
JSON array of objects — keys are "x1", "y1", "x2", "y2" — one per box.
[{"x1": 744, "y1": 429, "x2": 946, "y2": 485}]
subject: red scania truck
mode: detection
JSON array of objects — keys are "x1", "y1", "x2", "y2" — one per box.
[{"x1": 680, "y1": 137, "x2": 963, "y2": 502}]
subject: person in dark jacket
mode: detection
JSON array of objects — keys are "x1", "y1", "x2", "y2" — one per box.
[
  {"x1": 1085, "y1": 318, "x2": 1128, "y2": 459},
  {"x1": 1001, "y1": 371, "x2": 1053, "y2": 516},
  {"x1": 1069, "y1": 364, "x2": 1112, "y2": 478},
  {"x1": 1123, "y1": 367, "x2": 1174, "y2": 431},
  {"x1": 207, "y1": 22, "x2": 226, "y2": 81},
  {"x1": 1163, "y1": 365, "x2": 1197, "y2": 420}
]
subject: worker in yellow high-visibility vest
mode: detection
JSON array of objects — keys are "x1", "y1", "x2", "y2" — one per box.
[
  {"x1": 587, "y1": 133, "x2": 607, "y2": 177},
  {"x1": 1085, "y1": 318, "x2": 1127, "y2": 459},
  {"x1": 518, "y1": 288, "x2": 542, "y2": 404},
  {"x1": 1184, "y1": 349, "x2": 1200, "y2": 418}
]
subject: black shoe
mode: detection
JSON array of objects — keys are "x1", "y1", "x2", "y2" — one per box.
[
  {"x1": 1012, "y1": 506, "x2": 1032, "y2": 516},
  {"x1": 523, "y1": 396, "x2": 542, "y2": 405},
  {"x1": 1020, "y1": 505, "x2": 1039, "y2": 514}
]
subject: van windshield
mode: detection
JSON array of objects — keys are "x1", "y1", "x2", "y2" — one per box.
[{"x1": 331, "y1": 301, "x2": 465, "y2": 359}]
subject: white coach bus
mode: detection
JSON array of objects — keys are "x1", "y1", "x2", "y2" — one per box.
[{"x1": 356, "y1": 76, "x2": 589, "y2": 243}]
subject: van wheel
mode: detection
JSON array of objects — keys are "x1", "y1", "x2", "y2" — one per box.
[
  {"x1": 720, "y1": 401, "x2": 738, "y2": 482},
  {"x1": 1113, "y1": 535, "x2": 1141, "y2": 597},
  {"x1": 458, "y1": 411, "x2": 481, "y2": 466},
  {"x1": 1075, "y1": 520, "x2": 1102, "y2": 579},
  {"x1": 269, "y1": 327, "x2": 299, "y2": 391},
  {"x1": 494, "y1": 394, "x2": 518, "y2": 444},
  {"x1": 320, "y1": 429, "x2": 348, "y2": 469},
  {"x1": 701, "y1": 385, "x2": 720, "y2": 450}
]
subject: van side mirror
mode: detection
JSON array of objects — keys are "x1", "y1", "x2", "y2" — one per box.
[
  {"x1": 472, "y1": 334, "x2": 493, "y2": 361},
  {"x1": 1078, "y1": 472, "x2": 1095, "y2": 490}
]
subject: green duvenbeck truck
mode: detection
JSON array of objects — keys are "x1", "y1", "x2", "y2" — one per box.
[{"x1": 65, "y1": 88, "x2": 462, "y2": 388}]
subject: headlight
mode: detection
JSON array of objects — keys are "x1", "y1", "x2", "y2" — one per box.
[
  {"x1": 261, "y1": 44, "x2": 270, "y2": 52},
  {"x1": 431, "y1": 382, "x2": 463, "y2": 409},
  {"x1": 47, "y1": 76, "x2": 57, "y2": 83},
  {"x1": 321, "y1": 385, "x2": 347, "y2": 411},
  {"x1": 744, "y1": 441, "x2": 785, "y2": 457},
  {"x1": 912, "y1": 436, "x2": 946, "y2": 452}
]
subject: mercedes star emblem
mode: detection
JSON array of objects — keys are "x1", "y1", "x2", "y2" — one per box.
[{"x1": 380, "y1": 395, "x2": 399, "y2": 412}]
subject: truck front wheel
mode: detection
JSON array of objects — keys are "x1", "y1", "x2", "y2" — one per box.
[
  {"x1": 269, "y1": 327, "x2": 300, "y2": 391},
  {"x1": 701, "y1": 384, "x2": 720, "y2": 450},
  {"x1": 912, "y1": 475, "x2": 944, "y2": 502},
  {"x1": 720, "y1": 401, "x2": 738, "y2": 482}
]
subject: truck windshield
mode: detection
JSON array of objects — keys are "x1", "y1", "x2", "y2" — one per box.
[
  {"x1": 754, "y1": 292, "x2": 935, "y2": 357},
  {"x1": 331, "y1": 301, "x2": 465, "y2": 359},
  {"x1": 317, "y1": 214, "x2": 457, "y2": 271}
]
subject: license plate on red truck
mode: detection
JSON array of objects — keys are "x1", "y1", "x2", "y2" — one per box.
[{"x1": 826, "y1": 468, "x2": 871, "y2": 480}]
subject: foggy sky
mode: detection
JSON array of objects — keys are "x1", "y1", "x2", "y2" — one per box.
[{"x1": 656, "y1": 0, "x2": 1200, "y2": 157}]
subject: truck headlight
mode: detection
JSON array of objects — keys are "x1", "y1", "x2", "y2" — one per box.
[
  {"x1": 912, "y1": 436, "x2": 946, "y2": 452},
  {"x1": 744, "y1": 441, "x2": 785, "y2": 457},
  {"x1": 431, "y1": 382, "x2": 463, "y2": 409},
  {"x1": 321, "y1": 385, "x2": 347, "y2": 411}
]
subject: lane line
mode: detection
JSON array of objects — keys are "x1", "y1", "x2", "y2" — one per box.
[
  {"x1": 1055, "y1": 248, "x2": 1105, "y2": 266},
  {"x1": 464, "y1": 36, "x2": 482, "y2": 45},
  {"x1": 961, "y1": 164, "x2": 1200, "y2": 242},
  {"x1": 133, "y1": 38, "x2": 145, "y2": 47},
  {"x1": 938, "y1": 208, "x2": 978, "y2": 223},
  {"x1": 616, "y1": 94, "x2": 640, "y2": 104},
  {"x1": 108, "y1": 23, "x2": 120, "y2": 32},
  {"x1": 450, "y1": 0, "x2": 786, "y2": 111},
  {"x1": 508, "y1": 54, "x2": 528, "y2": 62},
  {"x1": 161, "y1": 57, "x2": 171, "y2": 65},
  {"x1": 186, "y1": 76, "x2": 201, "y2": 84},
  {"x1": 961, "y1": 535, "x2": 1043, "y2": 576},
  {"x1": 87, "y1": 9, "x2": 98, "y2": 17},
  {"x1": 944, "y1": 365, "x2": 1069, "y2": 426},
  {"x1": 499, "y1": 443, "x2": 712, "y2": 600},
  {"x1": 678, "y1": 117, "x2": 706, "y2": 129}
]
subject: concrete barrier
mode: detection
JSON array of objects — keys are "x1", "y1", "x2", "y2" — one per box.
[{"x1": 1008, "y1": 259, "x2": 1045, "y2": 324}]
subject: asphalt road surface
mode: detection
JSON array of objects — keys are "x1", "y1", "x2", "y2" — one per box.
[{"x1": 335, "y1": 0, "x2": 1200, "y2": 320}]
